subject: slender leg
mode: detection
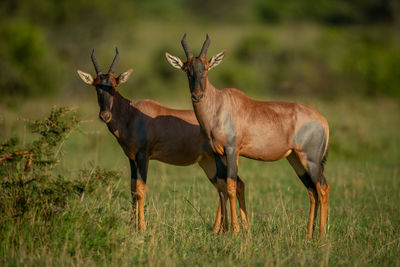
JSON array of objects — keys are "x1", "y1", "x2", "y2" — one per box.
[
  {"x1": 212, "y1": 182, "x2": 229, "y2": 234},
  {"x1": 199, "y1": 154, "x2": 246, "y2": 234},
  {"x1": 227, "y1": 178, "x2": 239, "y2": 233},
  {"x1": 316, "y1": 179, "x2": 330, "y2": 237},
  {"x1": 306, "y1": 188, "x2": 319, "y2": 238},
  {"x1": 212, "y1": 197, "x2": 222, "y2": 233},
  {"x1": 226, "y1": 147, "x2": 240, "y2": 234},
  {"x1": 236, "y1": 176, "x2": 248, "y2": 230},
  {"x1": 211, "y1": 179, "x2": 225, "y2": 234},
  {"x1": 219, "y1": 190, "x2": 228, "y2": 234},
  {"x1": 135, "y1": 152, "x2": 149, "y2": 231},
  {"x1": 212, "y1": 155, "x2": 229, "y2": 233},
  {"x1": 290, "y1": 122, "x2": 329, "y2": 238},
  {"x1": 136, "y1": 179, "x2": 146, "y2": 231},
  {"x1": 215, "y1": 179, "x2": 228, "y2": 234},
  {"x1": 198, "y1": 156, "x2": 228, "y2": 233},
  {"x1": 302, "y1": 159, "x2": 330, "y2": 238},
  {"x1": 129, "y1": 159, "x2": 139, "y2": 226},
  {"x1": 287, "y1": 152, "x2": 319, "y2": 238},
  {"x1": 198, "y1": 156, "x2": 224, "y2": 233}
]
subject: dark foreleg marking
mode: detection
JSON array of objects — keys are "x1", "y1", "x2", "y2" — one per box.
[
  {"x1": 129, "y1": 159, "x2": 139, "y2": 226},
  {"x1": 225, "y1": 146, "x2": 239, "y2": 233},
  {"x1": 134, "y1": 152, "x2": 148, "y2": 231},
  {"x1": 287, "y1": 152, "x2": 319, "y2": 238}
]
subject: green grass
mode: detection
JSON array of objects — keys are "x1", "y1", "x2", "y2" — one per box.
[{"x1": 0, "y1": 95, "x2": 399, "y2": 266}]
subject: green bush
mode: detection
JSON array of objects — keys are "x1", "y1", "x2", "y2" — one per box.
[
  {"x1": 317, "y1": 28, "x2": 400, "y2": 98},
  {"x1": 0, "y1": 107, "x2": 131, "y2": 265},
  {"x1": 228, "y1": 29, "x2": 400, "y2": 98},
  {"x1": 0, "y1": 107, "x2": 121, "y2": 226},
  {"x1": 339, "y1": 35, "x2": 400, "y2": 97},
  {"x1": 0, "y1": 21, "x2": 58, "y2": 97},
  {"x1": 254, "y1": 0, "x2": 393, "y2": 25},
  {"x1": 0, "y1": 107, "x2": 76, "y2": 221}
]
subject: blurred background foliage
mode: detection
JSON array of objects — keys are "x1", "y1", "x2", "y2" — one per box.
[
  {"x1": 0, "y1": 2, "x2": 399, "y2": 265},
  {"x1": 0, "y1": 0, "x2": 399, "y2": 103}
]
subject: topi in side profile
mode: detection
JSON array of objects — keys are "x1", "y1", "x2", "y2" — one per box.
[
  {"x1": 77, "y1": 48, "x2": 248, "y2": 233},
  {"x1": 166, "y1": 35, "x2": 330, "y2": 238}
]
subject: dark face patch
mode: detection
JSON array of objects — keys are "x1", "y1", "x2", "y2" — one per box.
[
  {"x1": 186, "y1": 57, "x2": 207, "y2": 101},
  {"x1": 95, "y1": 74, "x2": 116, "y2": 114}
]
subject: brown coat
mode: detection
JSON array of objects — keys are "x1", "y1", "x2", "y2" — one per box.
[{"x1": 166, "y1": 34, "x2": 330, "y2": 237}]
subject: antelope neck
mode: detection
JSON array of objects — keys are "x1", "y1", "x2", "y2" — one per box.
[
  {"x1": 192, "y1": 79, "x2": 218, "y2": 128},
  {"x1": 105, "y1": 92, "x2": 131, "y2": 132}
]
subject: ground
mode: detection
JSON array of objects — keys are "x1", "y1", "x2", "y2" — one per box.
[{"x1": 0, "y1": 95, "x2": 399, "y2": 266}]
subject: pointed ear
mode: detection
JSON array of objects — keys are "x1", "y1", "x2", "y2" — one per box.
[
  {"x1": 165, "y1": 52, "x2": 184, "y2": 69},
  {"x1": 209, "y1": 51, "x2": 225, "y2": 70},
  {"x1": 117, "y1": 69, "x2": 133, "y2": 84},
  {"x1": 77, "y1": 70, "x2": 94, "y2": 85}
]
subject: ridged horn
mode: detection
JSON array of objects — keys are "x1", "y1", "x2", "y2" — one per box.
[
  {"x1": 91, "y1": 49, "x2": 102, "y2": 74},
  {"x1": 181, "y1": 34, "x2": 193, "y2": 59},
  {"x1": 199, "y1": 34, "x2": 210, "y2": 57},
  {"x1": 108, "y1": 47, "x2": 120, "y2": 74}
]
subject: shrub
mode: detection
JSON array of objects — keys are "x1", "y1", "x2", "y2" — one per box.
[
  {"x1": 0, "y1": 107, "x2": 120, "y2": 226},
  {"x1": 0, "y1": 21, "x2": 58, "y2": 97}
]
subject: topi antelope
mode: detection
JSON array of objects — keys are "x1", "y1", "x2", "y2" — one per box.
[
  {"x1": 166, "y1": 35, "x2": 330, "y2": 238},
  {"x1": 77, "y1": 48, "x2": 248, "y2": 233}
]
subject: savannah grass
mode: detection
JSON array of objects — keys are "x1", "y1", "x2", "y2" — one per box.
[
  {"x1": 0, "y1": 96, "x2": 399, "y2": 266},
  {"x1": 1, "y1": 2, "x2": 399, "y2": 265}
]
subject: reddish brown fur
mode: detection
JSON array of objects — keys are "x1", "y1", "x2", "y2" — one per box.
[
  {"x1": 194, "y1": 81, "x2": 329, "y2": 160},
  {"x1": 109, "y1": 93, "x2": 248, "y2": 232},
  {"x1": 168, "y1": 42, "x2": 330, "y2": 237},
  {"x1": 78, "y1": 66, "x2": 248, "y2": 233},
  {"x1": 194, "y1": 79, "x2": 329, "y2": 236}
]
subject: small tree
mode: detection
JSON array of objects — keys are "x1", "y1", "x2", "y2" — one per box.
[{"x1": 0, "y1": 107, "x2": 79, "y2": 222}]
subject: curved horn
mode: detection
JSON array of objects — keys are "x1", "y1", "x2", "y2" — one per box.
[
  {"x1": 199, "y1": 34, "x2": 210, "y2": 57},
  {"x1": 91, "y1": 49, "x2": 102, "y2": 74},
  {"x1": 108, "y1": 47, "x2": 120, "y2": 74},
  {"x1": 181, "y1": 34, "x2": 193, "y2": 59}
]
